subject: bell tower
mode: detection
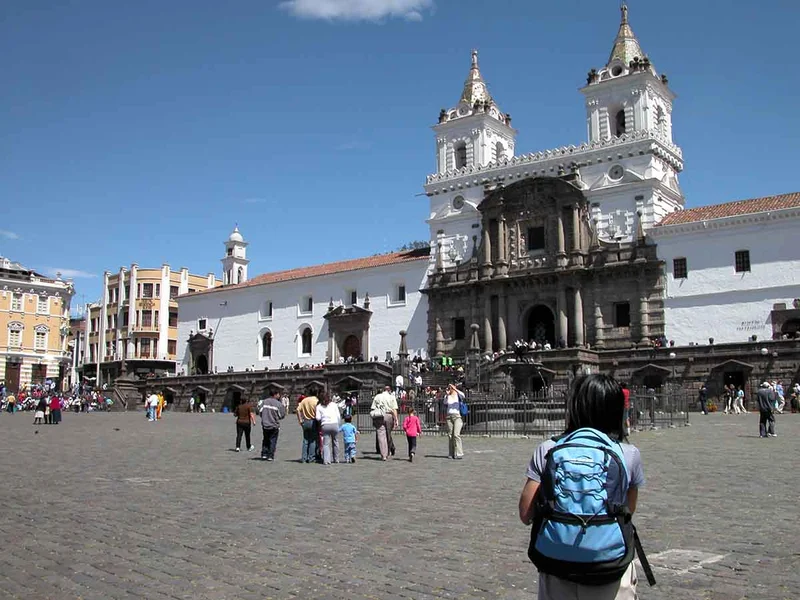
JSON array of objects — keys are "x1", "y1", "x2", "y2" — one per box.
[
  {"x1": 433, "y1": 50, "x2": 517, "y2": 174},
  {"x1": 582, "y1": 4, "x2": 675, "y2": 145},
  {"x1": 221, "y1": 226, "x2": 249, "y2": 285}
]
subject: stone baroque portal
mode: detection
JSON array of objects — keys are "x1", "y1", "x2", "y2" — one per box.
[{"x1": 424, "y1": 175, "x2": 664, "y2": 356}]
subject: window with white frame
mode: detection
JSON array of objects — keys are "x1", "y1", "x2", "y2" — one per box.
[
  {"x1": 390, "y1": 283, "x2": 407, "y2": 305},
  {"x1": 37, "y1": 295, "x2": 48, "y2": 314},
  {"x1": 261, "y1": 330, "x2": 272, "y2": 358},
  {"x1": 260, "y1": 300, "x2": 273, "y2": 320},
  {"x1": 299, "y1": 296, "x2": 313, "y2": 315},
  {"x1": 8, "y1": 322, "x2": 23, "y2": 347},
  {"x1": 299, "y1": 326, "x2": 312, "y2": 356},
  {"x1": 34, "y1": 325, "x2": 48, "y2": 351},
  {"x1": 11, "y1": 293, "x2": 23, "y2": 312},
  {"x1": 347, "y1": 289, "x2": 357, "y2": 307},
  {"x1": 198, "y1": 318, "x2": 207, "y2": 331}
]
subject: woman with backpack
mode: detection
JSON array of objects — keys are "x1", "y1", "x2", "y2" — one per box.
[
  {"x1": 443, "y1": 384, "x2": 465, "y2": 459},
  {"x1": 518, "y1": 374, "x2": 647, "y2": 599}
]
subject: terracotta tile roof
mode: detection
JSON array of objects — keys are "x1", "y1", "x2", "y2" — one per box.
[
  {"x1": 186, "y1": 247, "x2": 431, "y2": 297},
  {"x1": 655, "y1": 192, "x2": 800, "y2": 226}
]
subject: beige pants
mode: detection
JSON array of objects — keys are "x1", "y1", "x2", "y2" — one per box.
[
  {"x1": 538, "y1": 563, "x2": 637, "y2": 600},
  {"x1": 374, "y1": 412, "x2": 395, "y2": 459},
  {"x1": 447, "y1": 414, "x2": 463, "y2": 458}
]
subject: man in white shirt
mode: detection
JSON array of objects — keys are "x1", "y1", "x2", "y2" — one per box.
[
  {"x1": 372, "y1": 385, "x2": 399, "y2": 459},
  {"x1": 146, "y1": 392, "x2": 159, "y2": 422},
  {"x1": 395, "y1": 374, "x2": 404, "y2": 396},
  {"x1": 189, "y1": 396, "x2": 195, "y2": 413}
]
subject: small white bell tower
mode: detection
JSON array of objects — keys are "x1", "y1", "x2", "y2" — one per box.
[{"x1": 221, "y1": 226, "x2": 249, "y2": 285}]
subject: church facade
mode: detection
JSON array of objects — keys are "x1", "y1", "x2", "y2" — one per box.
[{"x1": 424, "y1": 6, "x2": 680, "y2": 356}]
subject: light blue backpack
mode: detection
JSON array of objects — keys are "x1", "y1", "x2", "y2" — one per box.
[{"x1": 528, "y1": 428, "x2": 643, "y2": 586}]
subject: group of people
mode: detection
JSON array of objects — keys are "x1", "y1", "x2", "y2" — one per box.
[{"x1": 227, "y1": 382, "x2": 469, "y2": 465}]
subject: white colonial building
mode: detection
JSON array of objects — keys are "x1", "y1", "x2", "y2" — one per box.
[
  {"x1": 650, "y1": 193, "x2": 800, "y2": 345},
  {"x1": 425, "y1": 5, "x2": 684, "y2": 271},
  {"x1": 176, "y1": 228, "x2": 429, "y2": 374}
]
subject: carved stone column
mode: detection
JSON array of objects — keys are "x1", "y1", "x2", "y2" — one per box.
[
  {"x1": 434, "y1": 317, "x2": 445, "y2": 357},
  {"x1": 556, "y1": 210, "x2": 567, "y2": 268},
  {"x1": 497, "y1": 293, "x2": 507, "y2": 351},
  {"x1": 639, "y1": 290, "x2": 649, "y2": 345},
  {"x1": 557, "y1": 287, "x2": 568, "y2": 346},
  {"x1": 573, "y1": 287, "x2": 584, "y2": 347},
  {"x1": 496, "y1": 216, "x2": 508, "y2": 277},
  {"x1": 593, "y1": 302, "x2": 605, "y2": 349},
  {"x1": 572, "y1": 204, "x2": 581, "y2": 252},
  {"x1": 481, "y1": 226, "x2": 493, "y2": 279},
  {"x1": 483, "y1": 295, "x2": 493, "y2": 351}
]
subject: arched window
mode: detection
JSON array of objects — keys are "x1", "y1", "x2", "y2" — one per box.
[
  {"x1": 494, "y1": 141, "x2": 505, "y2": 162},
  {"x1": 237, "y1": 267, "x2": 244, "y2": 284},
  {"x1": 454, "y1": 142, "x2": 467, "y2": 169},
  {"x1": 301, "y1": 327, "x2": 312, "y2": 355},
  {"x1": 261, "y1": 331, "x2": 272, "y2": 358},
  {"x1": 614, "y1": 109, "x2": 626, "y2": 137}
]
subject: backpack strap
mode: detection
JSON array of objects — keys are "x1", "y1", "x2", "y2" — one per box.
[{"x1": 633, "y1": 526, "x2": 657, "y2": 586}]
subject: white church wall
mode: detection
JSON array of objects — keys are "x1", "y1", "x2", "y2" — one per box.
[
  {"x1": 178, "y1": 259, "x2": 429, "y2": 373},
  {"x1": 654, "y1": 215, "x2": 800, "y2": 345}
]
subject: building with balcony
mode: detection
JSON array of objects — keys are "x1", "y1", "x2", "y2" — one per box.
[
  {"x1": 83, "y1": 264, "x2": 217, "y2": 385},
  {"x1": 0, "y1": 257, "x2": 75, "y2": 394}
]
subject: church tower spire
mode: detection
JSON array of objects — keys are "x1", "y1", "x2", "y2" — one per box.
[
  {"x1": 459, "y1": 50, "x2": 492, "y2": 106},
  {"x1": 605, "y1": 4, "x2": 653, "y2": 75},
  {"x1": 433, "y1": 50, "x2": 516, "y2": 175}
]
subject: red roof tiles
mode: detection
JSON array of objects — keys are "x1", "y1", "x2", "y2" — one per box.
[
  {"x1": 187, "y1": 247, "x2": 431, "y2": 297},
  {"x1": 656, "y1": 192, "x2": 800, "y2": 226}
]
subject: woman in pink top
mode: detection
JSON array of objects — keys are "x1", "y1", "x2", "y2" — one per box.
[{"x1": 402, "y1": 407, "x2": 422, "y2": 462}]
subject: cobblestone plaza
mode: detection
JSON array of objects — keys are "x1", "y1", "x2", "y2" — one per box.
[{"x1": 0, "y1": 412, "x2": 797, "y2": 599}]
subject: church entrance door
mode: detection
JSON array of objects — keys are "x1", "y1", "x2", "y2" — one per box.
[
  {"x1": 342, "y1": 335, "x2": 361, "y2": 360},
  {"x1": 526, "y1": 305, "x2": 555, "y2": 346}
]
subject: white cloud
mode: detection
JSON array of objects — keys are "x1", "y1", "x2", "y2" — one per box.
[
  {"x1": 0, "y1": 230, "x2": 20, "y2": 240},
  {"x1": 43, "y1": 268, "x2": 97, "y2": 279},
  {"x1": 279, "y1": 0, "x2": 433, "y2": 22}
]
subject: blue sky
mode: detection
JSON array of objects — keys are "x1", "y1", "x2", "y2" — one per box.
[{"x1": 1, "y1": 0, "x2": 798, "y2": 310}]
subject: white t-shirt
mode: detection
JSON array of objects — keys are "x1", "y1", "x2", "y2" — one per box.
[
  {"x1": 315, "y1": 402, "x2": 340, "y2": 426},
  {"x1": 395, "y1": 375, "x2": 404, "y2": 387},
  {"x1": 445, "y1": 390, "x2": 463, "y2": 416},
  {"x1": 147, "y1": 394, "x2": 159, "y2": 407}
]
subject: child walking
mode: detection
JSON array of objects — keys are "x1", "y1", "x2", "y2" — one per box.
[
  {"x1": 402, "y1": 407, "x2": 422, "y2": 462},
  {"x1": 339, "y1": 415, "x2": 359, "y2": 463}
]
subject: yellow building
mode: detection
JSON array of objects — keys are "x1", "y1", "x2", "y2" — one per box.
[
  {"x1": 84, "y1": 264, "x2": 216, "y2": 385},
  {"x1": 0, "y1": 257, "x2": 74, "y2": 394}
]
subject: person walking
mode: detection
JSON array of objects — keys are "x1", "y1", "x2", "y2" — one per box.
[
  {"x1": 774, "y1": 381, "x2": 785, "y2": 414},
  {"x1": 188, "y1": 396, "x2": 195, "y2": 413},
  {"x1": 370, "y1": 385, "x2": 398, "y2": 461},
  {"x1": 259, "y1": 390, "x2": 286, "y2": 461},
  {"x1": 233, "y1": 398, "x2": 255, "y2": 452},
  {"x1": 315, "y1": 395, "x2": 341, "y2": 465},
  {"x1": 147, "y1": 392, "x2": 159, "y2": 421},
  {"x1": 50, "y1": 395, "x2": 62, "y2": 425},
  {"x1": 402, "y1": 406, "x2": 422, "y2": 462},
  {"x1": 756, "y1": 381, "x2": 777, "y2": 438},
  {"x1": 698, "y1": 384, "x2": 708, "y2": 415},
  {"x1": 444, "y1": 384, "x2": 465, "y2": 459},
  {"x1": 296, "y1": 394, "x2": 319, "y2": 463},
  {"x1": 33, "y1": 396, "x2": 47, "y2": 425},
  {"x1": 734, "y1": 386, "x2": 747, "y2": 414},
  {"x1": 339, "y1": 414, "x2": 359, "y2": 463}
]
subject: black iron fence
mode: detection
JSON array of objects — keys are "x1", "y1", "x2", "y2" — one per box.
[
  {"x1": 347, "y1": 387, "x2": 569, "y2": 439},
  {"x1": 628, "y1": 386, "x2": 691, "y2": 431},
  {"x1": 342, "y1": 384, "x2": 692, "y2": 438}
]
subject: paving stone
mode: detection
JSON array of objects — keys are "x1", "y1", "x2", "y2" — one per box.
[{"x1": 0, "y1": 411, "x2": 797, "y2": 598}]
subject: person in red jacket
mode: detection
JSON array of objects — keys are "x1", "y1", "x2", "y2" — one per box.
[
  {"x1": 50, "y1": 395, "x2": 62, "y2": 425},
  {"x1": 402, "y1": 407, "x2": 422, "y2": 462}
]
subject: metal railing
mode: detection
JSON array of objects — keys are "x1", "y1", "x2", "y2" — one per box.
[
  {"x1": 347, "y1": 387, "x2": 569, "y2": 439},
  {"x1": 628, "y1": 386, "x2": 691, "y2": 431}
]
